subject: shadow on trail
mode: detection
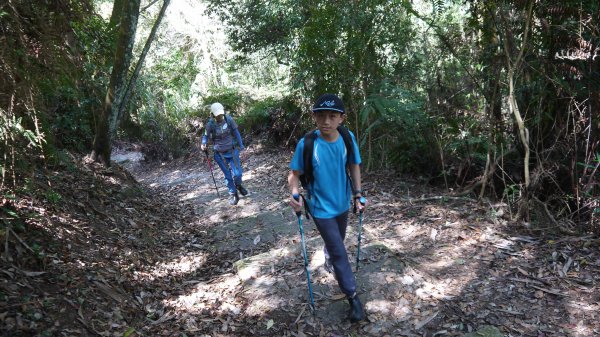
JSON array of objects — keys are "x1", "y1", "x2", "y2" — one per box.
[{"x1": 122, "y1": 148, "x2": 598, "y2": 337}]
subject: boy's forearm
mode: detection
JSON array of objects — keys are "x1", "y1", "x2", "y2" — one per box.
[
  {"x1": 288, "y1": 170, "x2": 300, "y2": 195},
  {"x1": 350, "y1": 164, "x2": 362, "y2": 195}
]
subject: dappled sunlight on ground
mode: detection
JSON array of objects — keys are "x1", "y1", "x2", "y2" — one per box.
[
  {"x1": 143, "y1": 252, "x2": 209, "y2": 281},
  {"x1": 115, "y1": 145, "x2": 600, "y2": 336}
]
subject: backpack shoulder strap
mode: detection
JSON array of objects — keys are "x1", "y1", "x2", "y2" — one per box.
[
  {"x1": 206, "y1": 118, "x2": 216, "y2": 140},
  {"x1": 302, "y1": 130, "x2": 318, "y2": 185},
  {"x1": 225, "y1": 115, "x2": 235, "y2": 133},
  {"x1": 337, "y1": 125, "x2": 355, "y2": 166},
  {"x1": 337, "y1": 125, "x2": 357, "y2": 195}
]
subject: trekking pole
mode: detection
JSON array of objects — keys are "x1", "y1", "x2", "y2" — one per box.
[
  {"x1": 355, "y1": 197, "x2": 366, "y2": 271},
  {"x1": 356, "y1": 210, "x2": 364, "y2": 271},
  {"x1": 293, "y1": 194, "x2": 316, "y2": 314},
  {"x1": 204, "y1": 149, "x2": 220, "y2": 197}
]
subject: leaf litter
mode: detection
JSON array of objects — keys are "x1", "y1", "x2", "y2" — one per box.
[{"x1": 0, "y1": 145, "x2": 598, "y2": 336}]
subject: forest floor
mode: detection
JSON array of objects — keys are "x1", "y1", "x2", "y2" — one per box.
[{"x1": 1, "y1": 141, "x2": 599, "y2": 337}]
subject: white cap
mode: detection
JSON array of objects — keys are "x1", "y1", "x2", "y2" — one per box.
[{"x1": 210, "y1": 102, "x2": 225, "y2": 116}]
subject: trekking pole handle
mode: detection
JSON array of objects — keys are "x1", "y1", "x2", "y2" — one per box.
[
  {"x1": 292, "y1": 194, "x2": 302, "y2": 217},
  {"x1": 359, "y1": 196, "x2": 366, "y2": 214},
  {"x1": 354, "y1": 196, "x2": 367, "y2": 214}
]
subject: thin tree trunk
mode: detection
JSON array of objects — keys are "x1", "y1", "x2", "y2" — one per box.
[
  {"x1": 117, "y1": 0, "x2": 171, "y2": 125},
  {"x1": 91, "y1": 0, "x2": 141, "y2": 165},
  {"x1": 502, "y1": 0, "x2": 534, "y2": 189}
]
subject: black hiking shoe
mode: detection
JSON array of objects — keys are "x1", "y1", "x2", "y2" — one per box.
[
  {"x1": 347, "y1": 294, "x2": 365, "y2": 322},
  {"x1": 237, "y1": 184, "x2": 248, "y2": 196},
  {"x1": 228, "y1": 192, "x2": 239, "y2": 205}
]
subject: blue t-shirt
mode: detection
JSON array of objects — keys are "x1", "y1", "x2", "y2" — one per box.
[{"x1": 290, "y1": 130, "x2": 361, "y2": 218}]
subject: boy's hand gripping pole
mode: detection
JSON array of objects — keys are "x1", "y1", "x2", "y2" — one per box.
[
  {"x1": 204, "y1": 149, "x2": 220, "y2": 197},
  {"x1": 293, "y1": 194, "x2": 316, "y2": 314}
]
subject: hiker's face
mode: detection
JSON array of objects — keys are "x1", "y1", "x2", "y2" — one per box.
[
  {"x1": 313, "y1": 111, "x2": 344, "y2": 135},
  {"x1": 215, "y1": 114, "x2": 224, "y2": 122}
]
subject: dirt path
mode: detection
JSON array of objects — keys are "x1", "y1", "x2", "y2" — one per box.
[
  {"x1": 124, "y1": 145, "x2": 599, "y2": 336},
  {"x1": 2, "y1": 144, "x2": 598, "y2": 337}
]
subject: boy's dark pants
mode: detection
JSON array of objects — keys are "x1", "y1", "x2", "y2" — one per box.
[{"x1": 313, "y1": 211, "x2": 356, "y2": 297}]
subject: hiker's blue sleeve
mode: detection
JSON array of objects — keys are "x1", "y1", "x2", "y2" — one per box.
[
  {"x1": 233, "y1": 128, "x2": 244, "y2": 149},
  {"x1": 289, "y1": 139, "x2": 305, "y2": 172},
  {"x1": 350, "y1": 131, "x2": 362, "y2": 165},
  {"x1": 202, "y1": 121, "x2": 213, "y2": 145},
  {"x1": 201, "y1": 128, "x2": 209, "y2": 145}
]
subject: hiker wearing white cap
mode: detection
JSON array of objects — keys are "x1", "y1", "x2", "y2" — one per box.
[{"x1": 201, "y1": 102, "x2": 248, "y2": 205}]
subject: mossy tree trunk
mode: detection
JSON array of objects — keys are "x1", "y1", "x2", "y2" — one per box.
[{"x1": 90, "y1": 0, "x2": 141, "y2": 166}]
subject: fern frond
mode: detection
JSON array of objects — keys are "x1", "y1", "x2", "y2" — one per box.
[{"x1": 432, "y1": 0, "x2": 445, "y2": 21}]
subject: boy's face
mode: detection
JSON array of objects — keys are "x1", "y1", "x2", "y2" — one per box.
[
  {"x1": 215, "y1": 114, "x2": 224, "y2": 122},
  {"x1": 313, "y1": 110, "x2": 345, "y2": 137}
]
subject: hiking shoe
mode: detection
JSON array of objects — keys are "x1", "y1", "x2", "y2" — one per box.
[
  {"x1": 347, "y1": 294, "x2": 365, "y2": 322},
  {"x1": 228, "y1": 192, "x2": 239, "y2": 205},
  {"x1": 237, "y1": 184, "x2": 248, "y2": 196}
]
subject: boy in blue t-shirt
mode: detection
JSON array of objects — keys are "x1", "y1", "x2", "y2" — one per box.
[{"x1": 288, "y1": 93, "x2": 367, "y2": 322}]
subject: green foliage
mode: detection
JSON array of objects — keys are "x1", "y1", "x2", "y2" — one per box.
[
  {"x1": 0, "y1": 195, "x2": 25, "y2": 234},
  {"x1": 0, "y1": 115, "x2": 45, "y2": 151},
  {"x1": 201, "y1": 89, "x2": 249, "y2": 117},
  {"x1": 207, "y1": 0, "x2": 417, "y2": 131},
  {"x1": 0, "y1": 0, "x2": 99, "y2": 187},
  {"x1": 122, "y1": 327, "x2": 136, "y2": 337},
  {"x1": 125, "y1": 47, "x2": 200, "y2": 158},
  {"x1": 431, "y1": 0, "x2": 446, "y2": 20},
  {"x1": 237, "y1": 99, "x2": 273, "y2": 132},
  {"x1": 237, "y1": 96, "x2": 303, "y2": 144},
  {"x1": 0, "y1": 113, "x2": 46, "y2": 186},
  {"x1": 359, "y1": 81, "x2": 431, "y2": 172},
  {"x1": 47, "y1": 13, "x2": 115, "y2": 152},
  {"x1": 44, "y1": 190, "x2": 62, "y2": 205}
]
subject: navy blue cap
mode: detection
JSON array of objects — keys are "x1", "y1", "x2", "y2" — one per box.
[{"x1": 311, "y1": 93, "x2": 345, "y2": 114}]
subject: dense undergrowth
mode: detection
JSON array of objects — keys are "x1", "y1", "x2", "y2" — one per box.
[{"x1": 1, "y1": 1, "x2": 598, "y2": 232}]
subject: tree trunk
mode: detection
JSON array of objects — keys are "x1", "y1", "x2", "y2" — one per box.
[
  {"x1": 500, "y1": 0, "x2": 534, "y2": 220},
  {"x1": 91, "y1": 0, "x2": 141, "y2": 165},
  {"x1": 117, "y1": 0, "x2": 171, "y2": 125},
  {"x1": 108, "y1": 0, "x2": 125, "y2": 31},
  {"x1": 502, "y1": 0, "x2": 533, "y2": 190}
]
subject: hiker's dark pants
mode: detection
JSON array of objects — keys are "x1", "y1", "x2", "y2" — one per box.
[
  {"x1": 313, "y1": 211, "x2": 356, "y2": 297},
  {"x1": 213, "y1": 148, "x2": 243, "y2": 194}
]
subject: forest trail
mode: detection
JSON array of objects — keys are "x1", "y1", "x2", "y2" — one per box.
[
  {"x1": 121, "y1": 144, "x2": 599, "y2": 336},
  {"x1": 2, "y1": 143, "x2": 599, "y2": 337}
]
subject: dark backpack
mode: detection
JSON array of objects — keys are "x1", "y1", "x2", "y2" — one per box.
[{"x1": 299, "y1": 125, "x2": 355, "y2": 192}]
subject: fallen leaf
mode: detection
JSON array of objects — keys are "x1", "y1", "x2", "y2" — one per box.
[
  {"x1": 23, "y1": 271, "x2": 46, "y2": 277},
  {"x1": 330, "y1": 293, "x2": 346, "y2": 300}
]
